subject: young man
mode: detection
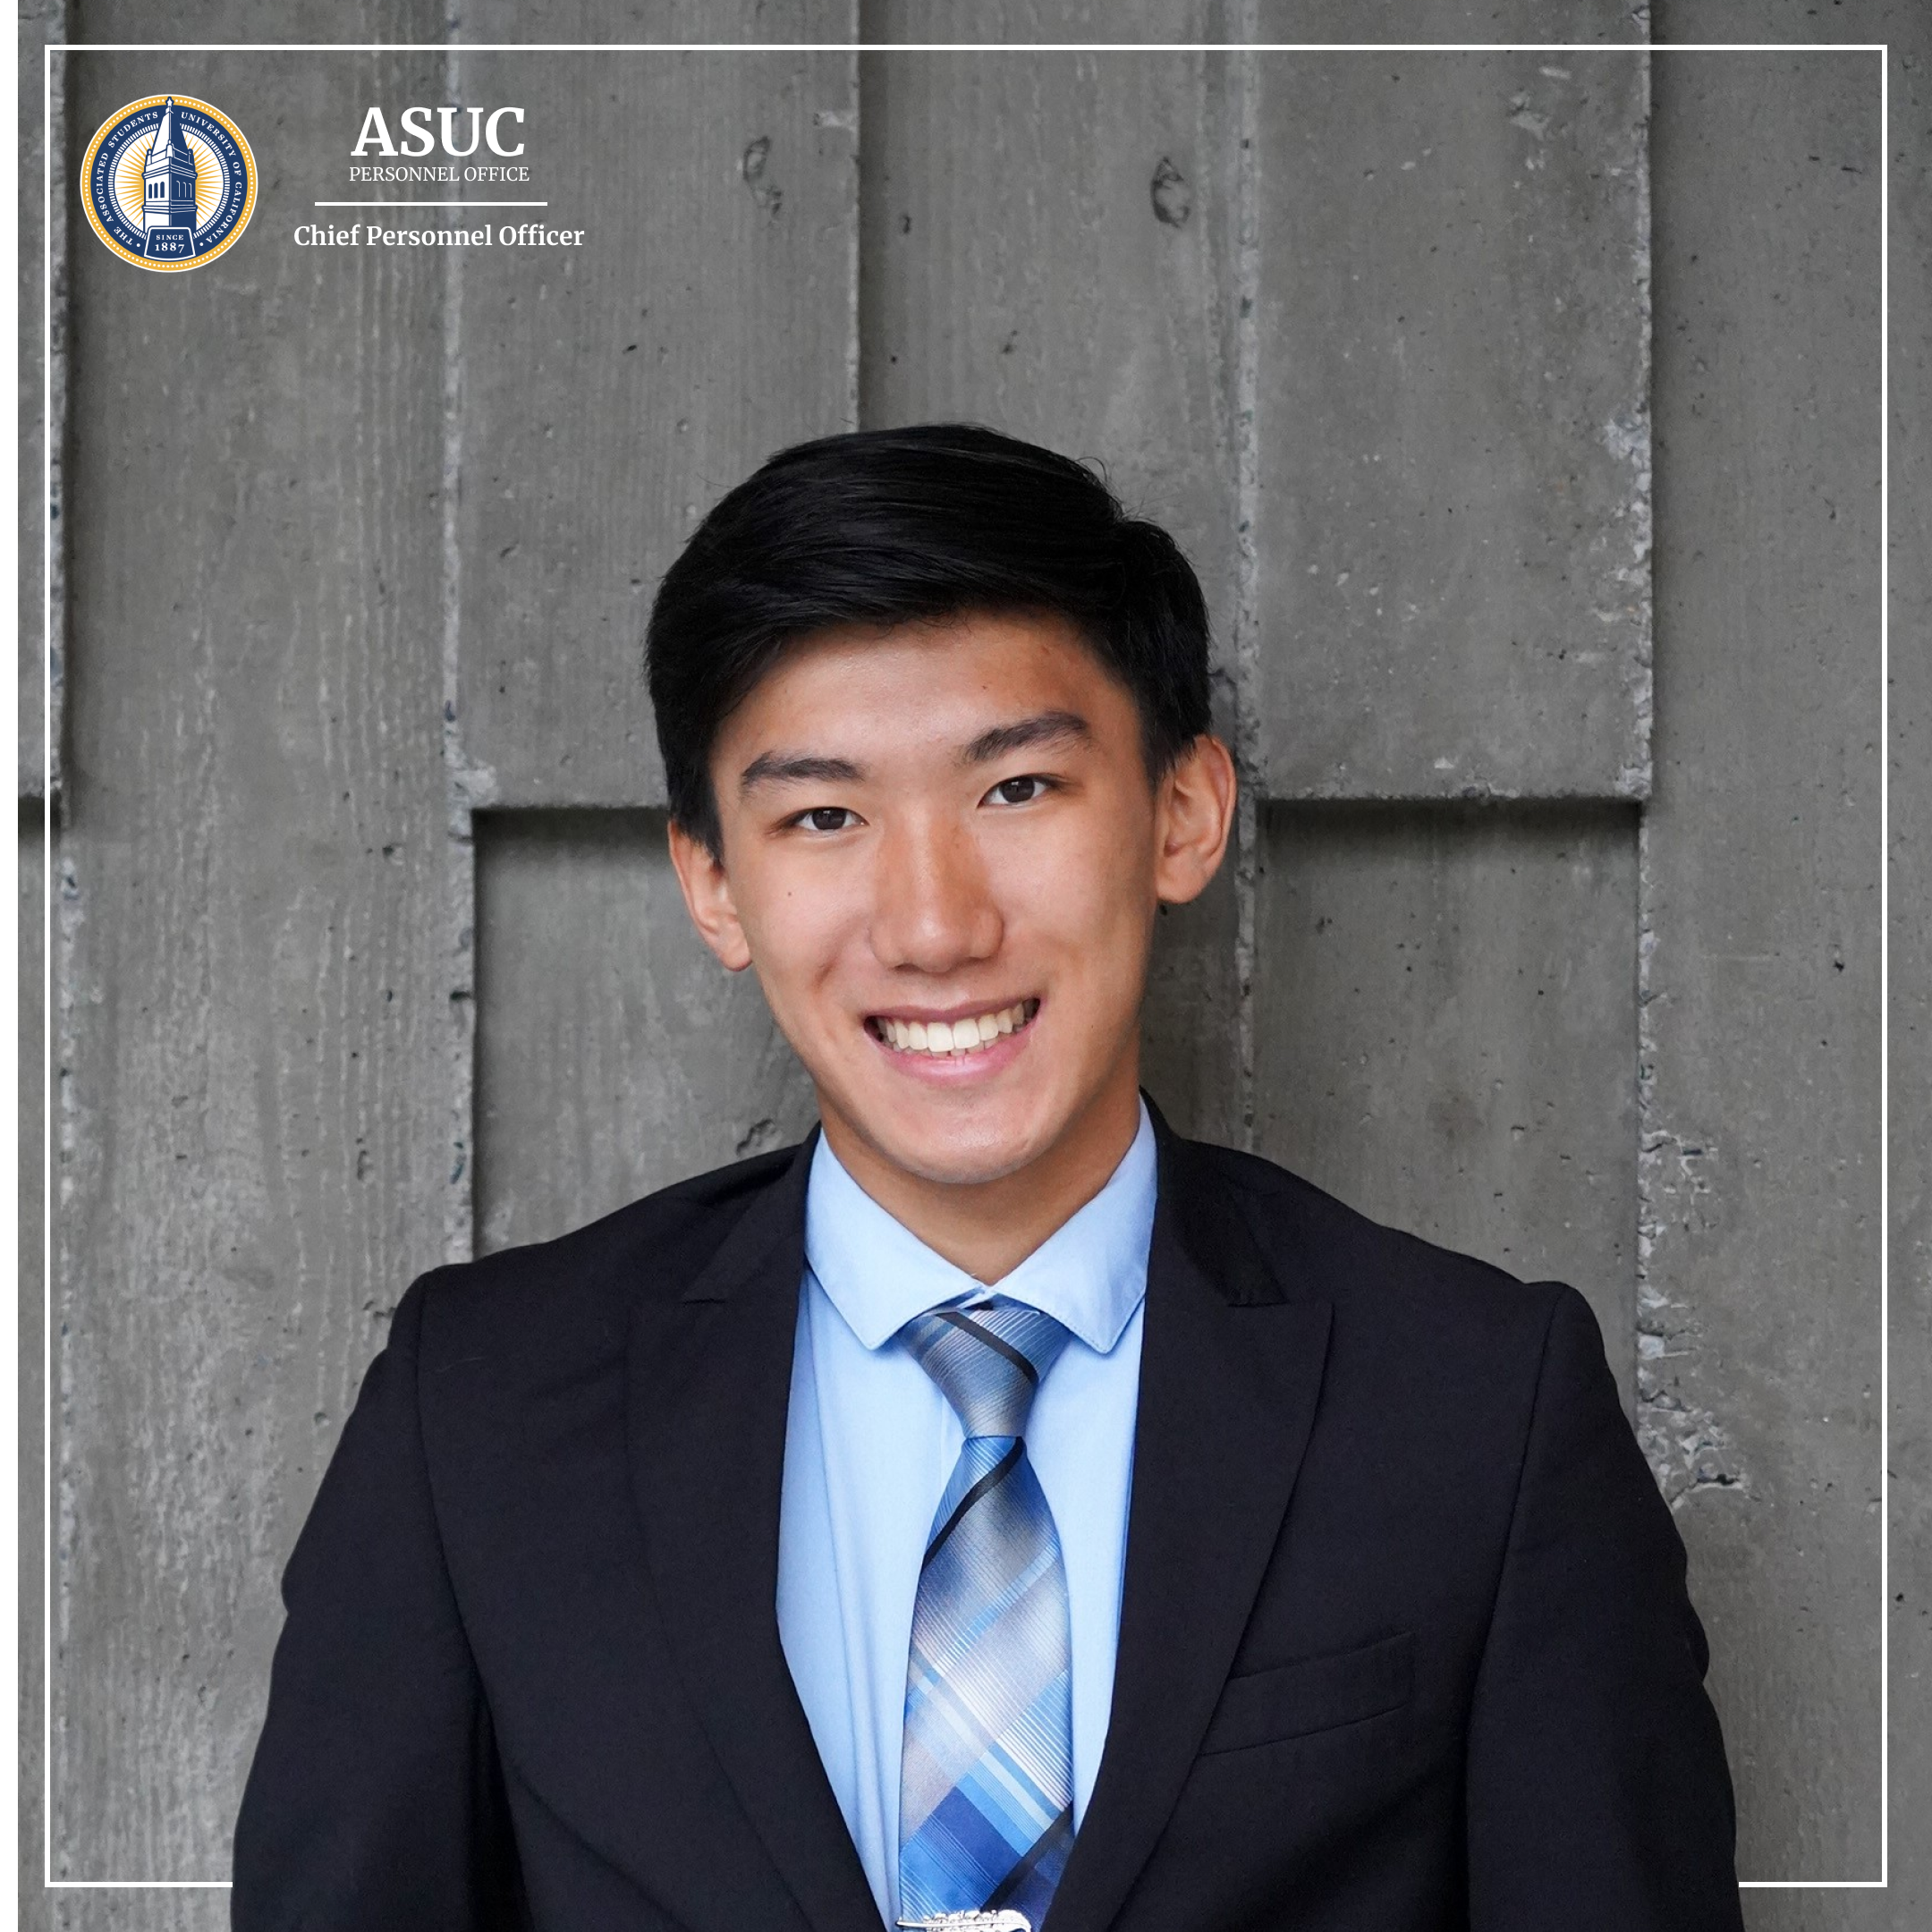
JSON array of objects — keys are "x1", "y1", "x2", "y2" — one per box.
[{"x1": 233, "y1": 426, "x2": 1744, "y2": 1931}]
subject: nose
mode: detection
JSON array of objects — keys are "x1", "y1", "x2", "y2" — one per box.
[{"x1": 869, "y1": 809, "x2": 1004, "y2": 975}]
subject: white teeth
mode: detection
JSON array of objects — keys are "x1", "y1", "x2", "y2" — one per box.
[{"x1": 875, "y1": 1000, "x2": 1037, "y2": 1056}]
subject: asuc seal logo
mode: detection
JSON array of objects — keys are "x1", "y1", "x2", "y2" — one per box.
[{"x1": 80, "y1": 94, "x2": 256, "y2": 271}]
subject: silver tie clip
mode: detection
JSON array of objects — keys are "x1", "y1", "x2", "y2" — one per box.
[{"x1": 896, "y1": 1914, "x2": 1031, "y2": 1932}]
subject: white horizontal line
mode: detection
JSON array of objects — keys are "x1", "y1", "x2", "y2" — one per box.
[
  {"x1": 1738, "y1": 1880, "x2": 1888, "y2": 1889},
  {"x1": 313, "y1": 200, "x2": 548, "y2": 208},
  {"x1": 47, "y1": 1880, "x2": 233, "y2": 1889}
]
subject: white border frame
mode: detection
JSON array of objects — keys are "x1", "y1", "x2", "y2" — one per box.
[{"x1": 17, "y1": 32, "x2": 1891, "y2": 1899}]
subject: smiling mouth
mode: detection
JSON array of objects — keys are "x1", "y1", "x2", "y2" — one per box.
[{"x1": 865, "y1": 998, "x2": 1040, "y2": 1059}]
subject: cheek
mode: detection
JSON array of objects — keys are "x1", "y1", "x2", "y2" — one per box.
[
  {"x1": 1002, "y1": 803, "x2": 1154, "y2": 953},
  {"x1": 735, "y1": 864, "x2": 867, "y2": 1003}
]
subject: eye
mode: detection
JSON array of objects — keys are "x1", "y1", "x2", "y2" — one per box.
[
  {"x1": 985, "y1": 775, "x2": 1054, "y2": 807},
  {"x1": 791, "y1": 805, "x2": 860, "y2": 834}
]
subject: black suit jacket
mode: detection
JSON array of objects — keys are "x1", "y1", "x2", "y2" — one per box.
[{"x1": 232, "y1": 1097, "x2": 1744, "y2": 1931}]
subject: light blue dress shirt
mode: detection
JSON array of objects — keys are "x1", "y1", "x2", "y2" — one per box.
[{"x1": 775, "y1": 1097, "x2": 1156, "y2": 1931}]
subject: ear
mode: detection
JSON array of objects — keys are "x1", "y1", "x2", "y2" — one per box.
[
  {"x1": 1152, "y1": 733, "x2": 1237, "y2": 907},
  {"x1": 666, "y1": 818, "x2": 754, "y2": 972}
]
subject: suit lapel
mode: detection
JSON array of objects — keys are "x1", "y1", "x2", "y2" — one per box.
[
  {"x1": 628, "y1": 1127, "x2": 884, "y2": 1932},
  {"x1": 1043, "y1": 1102, "x2": 1334, "y2": 1932}
]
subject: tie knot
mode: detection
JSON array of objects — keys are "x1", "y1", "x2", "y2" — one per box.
[{"x1": 897, "y1": 1292, "x2": 1072, "y2": 1440}]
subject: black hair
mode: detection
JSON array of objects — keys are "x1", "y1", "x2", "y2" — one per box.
[{"x1": 646, "y1": 422, "x2": 1212, "y2": 857}]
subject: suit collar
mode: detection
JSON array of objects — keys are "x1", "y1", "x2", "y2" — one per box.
[{"x1": 629, "y1": 1097, "x2": 1332, "y2": 1932}]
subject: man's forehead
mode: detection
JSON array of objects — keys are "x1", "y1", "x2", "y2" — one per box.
[
  {"x1": 779, "y1": 605, "x2": 1091, "y2": 658},
  {"x1": 727, "y1": 611, "x2": 1117, "y2": 729}
]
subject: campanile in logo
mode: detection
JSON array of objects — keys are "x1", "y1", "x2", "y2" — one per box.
[
  {"x1": 139, "y1": 97, "x2": 201, "y2": 257},
  {"x1": 80, "y1": 91, "x2": 257, "y2": 271}
]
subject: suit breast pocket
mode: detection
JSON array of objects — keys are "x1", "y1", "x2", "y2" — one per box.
[{"x1": 1197, "y1": 1631, "x2": 1414, "y2": 1755}]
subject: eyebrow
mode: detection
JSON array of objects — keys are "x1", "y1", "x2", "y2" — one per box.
[
  {"x1": 737, "y1": 750, "x2": 863, "y2": 795},
  {"x1": 736, "y1": 709, "x2": 1093, "y2": 796},
  {"x1": 958, "y1": 708, "x2": 1092, "y2": 766}
]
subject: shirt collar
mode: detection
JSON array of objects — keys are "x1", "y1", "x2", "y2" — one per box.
[{"x1": 803, "y1": 1094, "x2": 1156, "y2": 1357}]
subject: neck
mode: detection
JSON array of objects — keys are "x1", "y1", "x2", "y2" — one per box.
[{"x1": 817, "y1": 1058, "x2": 1145, "y2": 1283}]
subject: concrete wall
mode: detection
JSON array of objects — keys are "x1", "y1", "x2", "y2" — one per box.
[
  {"x1": 18, "y1": 4, "x2": 1915, "y2": 1926},
  {"x1": 1648, "y1": 26, "x2": 1886, "y2": 1902},
  {"x1": 1877, "y1": 18, "x2": 1931, "y2": 1930},
  {"x1": 1639, "y1": 11, "x2": 1932, "y2": 1928},
  {"x1": 1878, "y1": 16, "x2": 1932, "y2": 1927},
  {"x1": 21, "y1": 804, "x2": 47, "y2": 1930},
  {"x1": 18, "y1": 0, "x2": 59, "y2": 802}
]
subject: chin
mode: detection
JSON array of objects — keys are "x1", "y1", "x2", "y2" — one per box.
[
  {"x1": 859, "y1": 1084, "x2": 1062, "y2": 1188},
  {"x1": 886, "y1": 1137, "x2": 1040, "y2": 1189}
]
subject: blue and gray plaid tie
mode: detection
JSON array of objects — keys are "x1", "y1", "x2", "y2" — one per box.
[{"x1": 894, "y1": 1292, "x2": 1076, "y2": 1929}]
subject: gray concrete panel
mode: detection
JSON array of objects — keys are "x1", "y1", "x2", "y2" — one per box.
[
  {"x1": 866, "y1": 0, "x2": 1645, "y2": 40},
  {"x1": 1135, "y1": 872, "x2": 1243, "y2": 1148},
  {"x1": 42, "y1": 1899, "x2": 221, "y2": 1932},
  {"x1": 1877, "y1": 19, "x2": 1932, "y2": 1928},
  {"x1": 455, "y1": 8, "x2": 859, "y2": 809},
  {"x1": 38, "y1": 1899, "x2": 223, "y2": 1932},
  {"x1": 1670, "y1": 15, "x2": 1932, "y2": 1927},
  {"x1": 860, "y1": 13, "x2": 1240, "y2": 702},
  {"x1": 1252, "y1": 0, "x2": 1646, "y2": 33},
  {"x1": 1647, "y1": 44, "x2": 1885, "y2": 1891},
  {"x1": 19, "y1": 0, "x2": 61, "y2": 803},
  {"x1": 864, "y1": 0, "x2": 1241, "y2": 50},
  {"x1": 1251, "y1": 801, "x2": 1639, "y2": 1377},
  {"x1": 21, "y1": 809, "x2": 47, "y2": 1928},
  {"x1": 860, "y1": 13, "x2": 1246, "y2": 1141},
  {"x1": 473, "y1": 810, "x2": 818, "y2": 1251},
  {"x1": 1251, "y1": 43, "x2": 1651, "y2": 800},
  {"x1": 1877, "y1": 21, "x2": 1932, "y2": 1932},
  {"x1": 55, "y1": 22, "x2": 451, "y2": 1889}
]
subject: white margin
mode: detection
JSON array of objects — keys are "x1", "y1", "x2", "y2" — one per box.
[{"x1": 27, "y1": 34, "x2": 1893, "y2": 1896}]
